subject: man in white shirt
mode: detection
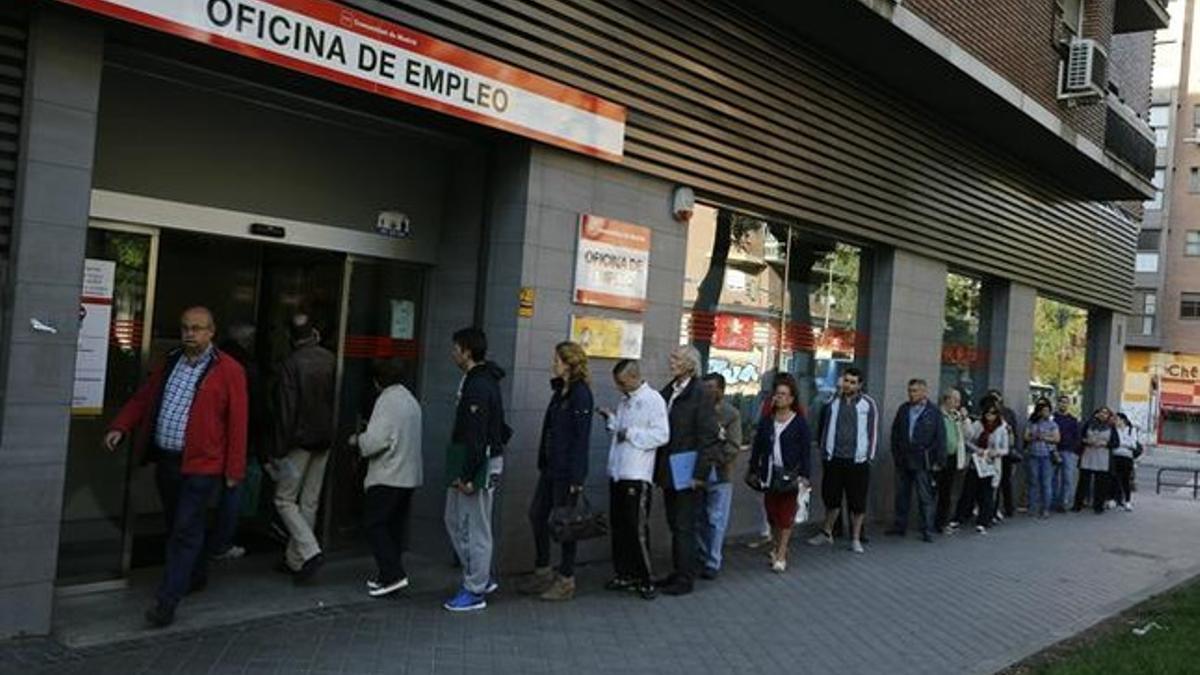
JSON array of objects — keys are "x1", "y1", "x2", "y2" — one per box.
[{"x1": 599, "y1": 359, "x2": 670, "y2": 600}]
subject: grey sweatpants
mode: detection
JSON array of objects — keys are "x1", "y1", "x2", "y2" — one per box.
[{"x1": 444, "y1": 486, "x2": 495, "y2": 595}]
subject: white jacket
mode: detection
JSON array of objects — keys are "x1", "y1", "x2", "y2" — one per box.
[
  {"x1": 966, "y1": 419, "x2": 1009, "y2": 487},
  {"x1": 606, "y1": 382, "x2": 671, "y2": 482},
  {"x1": 356, "y1": 384, "x2": 424, "y2": 489}
]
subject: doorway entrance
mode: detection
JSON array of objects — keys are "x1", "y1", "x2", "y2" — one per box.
[{"x1": 57, "y1": 221, "x2": 426, "y2": 588}]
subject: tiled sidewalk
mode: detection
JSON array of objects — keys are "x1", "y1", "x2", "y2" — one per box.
[{"x1": 5, "y1": 479, "x2": 1200, "y2": 675}]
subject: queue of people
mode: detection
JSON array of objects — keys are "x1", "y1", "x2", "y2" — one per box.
[{"x1": 106, "y1": 306, "x2": 1139, "y2": 626}]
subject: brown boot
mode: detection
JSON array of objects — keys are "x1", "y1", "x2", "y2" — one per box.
[
  {"x1": 517, "y1": 567, "x2": 555, "y2": 595},
  {"x1": 539, "y1": 575, "x2": 576, "y2": 601}
]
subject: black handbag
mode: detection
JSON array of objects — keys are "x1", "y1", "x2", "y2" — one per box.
[
  {"x1": 549, "y1": 494, "x2": 608, "y2": 543},
  {"x1": 768, "y1": 470, "x2": 800, "y2": 494}
]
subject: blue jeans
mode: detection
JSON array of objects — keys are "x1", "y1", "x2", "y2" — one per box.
[
  {"x1": 1052, "y1": 451, "x2": 1079, "y2": 510},
  {"x1": 155, "y1": 461, "x2": 220, "y2": 609},
  {"x1": 893, "y1": 467, "x2": 935, "y2": 535},
  {"x1": 695, "y1": 481, "x2": 733, "y2": 571},
  {"x1": 1026, "y1": 454, "x2": 1053, "y2": 515}
]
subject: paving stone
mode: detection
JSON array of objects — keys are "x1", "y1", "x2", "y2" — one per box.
[{"x1": 3, "y1": 479, "x2": 1199, "y2": 675}]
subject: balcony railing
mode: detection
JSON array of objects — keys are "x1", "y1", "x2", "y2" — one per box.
[{"x1": 1105, "y1": 96, "x2": 1156, "y2": 180}]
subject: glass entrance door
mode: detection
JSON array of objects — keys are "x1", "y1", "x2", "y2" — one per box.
[
  {"x1": 324, "y1": 256, "x2": 425, "y2": 547},
  {"x1": 58, "y1": 223, "x2": 159, "y2": 585}
]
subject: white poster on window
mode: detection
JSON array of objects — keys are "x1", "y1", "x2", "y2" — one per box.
[
  {"x1": 72, "y1": 259, "x2": 116, "y2": 415},
  {"x1": 390, "y1": 299, "x2": 415, "y2": 340}
]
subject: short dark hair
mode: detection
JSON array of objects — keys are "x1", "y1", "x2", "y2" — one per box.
[
  {"x1": 702, "y1": 372, "x2": 726, "y2": 391},
  {"x1": 290, "y1": 314, "x2": 316, "y2": 343},
  {"x1": 843, "y1": 367, "x2": 863, "y2": 383},
  {"x1": 452, "y1": 327, "x2": 487, "y2": 362},
  {"x1": 613, "y1": 359, "x2": 639, "y2": 378},
  {"x1": 372, "y1": 358, "x2": 408, "y2": 388},
  {"x1": 907, "y1": 378, "x2": 927, "y2": 388}
]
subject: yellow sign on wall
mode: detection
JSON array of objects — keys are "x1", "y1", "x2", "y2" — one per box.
[{"x1": 569, "y1": 315, "x2": 643, "y2": 359}]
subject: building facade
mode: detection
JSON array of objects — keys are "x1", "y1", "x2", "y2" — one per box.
[
  {"x1": 1125, "y1": 0, "x2": 1200, "y2": 447},
  {"x1": 0, "y1": 0, "x2": 1158, "y2": 637}
]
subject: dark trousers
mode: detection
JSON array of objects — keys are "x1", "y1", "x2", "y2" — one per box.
[
  {"x1": 610, "y1": 480, "x2": 653, "y2": 584},
  {"x1": 1075, "y1": 469, "x2": 1109, "y2": 513},
  {"x1": 364, "y1": 485, "x2": 414, "y2": 584},
  {"x1": 934, "y1": 456, "x2": 959, "y2": 530},
  {"x1": 994, "y1": 456, "x2": 1018, "y2": 518},
  {"x1": 954, "y1": 467, "x2": 994, "y2": 527},
  {"x1": 529, "y1": 473, "x2": 577, "y2": 577},
  {"x1": 662, "y1": 486, "x2": 698, "y2": 584},
  {"x1": 893, "y1": 466, "x2": 935, "y2": 535},
  {"x1": 1111, "y1": 456, "x2": 1134, "y2": 505},
  {"x1": 155, "y1": 457, "x2": 219, "y2": 609},
  {"x1": 207, "y1": 482, "x2": 242, "y2": 556}
]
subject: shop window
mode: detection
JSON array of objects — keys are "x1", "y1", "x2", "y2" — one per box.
[
  {"x1": 1160, "y1": 410, "x2": 1200, "y2": 447},
  {"x1": 680, "y1": 203, "x2": 862, "y2": 432},
  {"x1": 1032, "y1": 296, "x2": 1089, "y2": 413},
  {"x1": 939, "y1": 272, "x2": 984, "y2": 410},
  {"x1": 1186, "y1": 230, "x2": 1200, "y2": 256},
  {"x1": 1182, "y1": 293, "x2": 1200, "y2": 319}
]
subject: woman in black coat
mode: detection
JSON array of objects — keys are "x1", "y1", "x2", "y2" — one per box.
[
  {"x1": 747, "y1": 375, "x2": 811, "y2": 573},
  {"x1": 520, "y1": 341, "x2": 593, "y2": 601}
]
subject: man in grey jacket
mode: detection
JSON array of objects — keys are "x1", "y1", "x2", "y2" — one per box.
[{"x1": 271, "y1": 314, "x2": 336, "y2": 583}]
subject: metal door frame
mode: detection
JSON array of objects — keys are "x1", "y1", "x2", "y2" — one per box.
[{"x1": 57, "y1": 220, "x2": 161, "y2": 595}]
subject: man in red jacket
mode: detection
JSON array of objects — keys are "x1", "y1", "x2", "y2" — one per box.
[{"x1": 104, "y1": 306, "x2": 248, "y2": 628}]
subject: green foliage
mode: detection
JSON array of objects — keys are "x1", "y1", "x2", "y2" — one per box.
[
  {"x1": 943, "y1": 273, "x2": 982, "y2": 347},
  {"x1": 1032, "y1": 297, "x2": 1088, "y2": 400}
]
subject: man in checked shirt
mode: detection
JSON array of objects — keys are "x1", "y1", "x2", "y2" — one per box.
[{"x1": 105, "y1": 306, "x2": 248, "y2": 628}]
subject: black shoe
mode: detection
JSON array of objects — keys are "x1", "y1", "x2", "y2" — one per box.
[
  {"x1": 186, "y1": 577, "x2": 208, "y2": 595},
  {"x1": 652, "y1": 574, "x2": 677, "y2": 588},
  {"x1": 661, "y1": 580, "x2": 693, "y2": 596},
  {"x1": 604, "y1": 577, "x2": 635, "y2": 592},
  {"x1": 638, "y1": 584, "x2": 659, "y2": 601},
  {"x1": 293, "y1": 553, "x2": 324, "y2": 584},
  {"x1": 144, "y1": 603, "x2": 175, "y2": 628},
  {"x1": 921, "y1": 532, "x2": 935, "y2": 543},
  {"x1": 274, "y1": 560, "x2": 295, "y2": 576},
  {"x1": 699, "y1": 567, "x2": 719, "y2": 581},
  {"x1": 1070, "y1": 506, "x2": 1083, "y2": 513},
  {"x1": 884, "y1": 528, "x2": 905, "y2": 537}
]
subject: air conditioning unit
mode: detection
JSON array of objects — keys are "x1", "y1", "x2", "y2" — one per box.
[{"x1": 1058, "y1": 38, "x2": 1107, "y2": 101}]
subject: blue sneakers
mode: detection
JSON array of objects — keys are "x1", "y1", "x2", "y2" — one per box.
[{"x1": 443, "y1": 588, "x2": 486, "y2": 612}]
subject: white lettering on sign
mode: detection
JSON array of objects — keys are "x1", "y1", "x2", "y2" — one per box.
[{"x1": 58, "y1": 0, "x2": 626, "y2": 159}]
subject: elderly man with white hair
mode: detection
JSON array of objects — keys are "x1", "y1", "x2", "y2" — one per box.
[{"x1": 654, "y1": 345, "x2": 722, "y2": 596}]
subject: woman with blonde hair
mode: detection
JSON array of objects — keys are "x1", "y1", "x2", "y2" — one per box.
[{"x1": 520, "y1": 341, "x2": 594, "y2": 601}]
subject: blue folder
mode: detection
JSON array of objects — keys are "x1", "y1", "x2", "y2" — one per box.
[{"x1": 668, "y1": 450, "x2": 698, "y2": 490}]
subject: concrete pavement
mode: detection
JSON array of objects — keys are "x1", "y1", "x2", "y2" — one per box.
[{"x1": 4, "y1": 473, "x2": 1200, "y2": 675}]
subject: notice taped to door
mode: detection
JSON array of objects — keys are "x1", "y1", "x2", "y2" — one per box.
[
  {"x1": 72, "y1": 259, "x2": 116, "y2": 416},
  {"x1": 55, "y1": 0, "x2": 626, "y2": 160}
]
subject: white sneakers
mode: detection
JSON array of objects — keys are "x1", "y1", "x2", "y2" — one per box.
[
  {"x1": 771, "y1": 559, "x2": 787, "y2": 573},
  {"x1": 807, "y1": 531, "x2": 833, "y2": 546},
  {"x1": 850, "y1": 539, "x2": 865, "y2": 554},
  {"x1": 367, "y1": 577, "x2": 410, "y2": 597}
]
